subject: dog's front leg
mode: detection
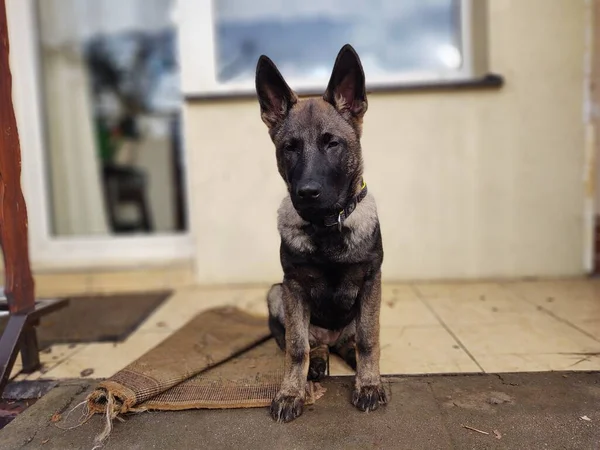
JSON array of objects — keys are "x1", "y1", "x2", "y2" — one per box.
[
  {"x1": 353, "y1": 270, "x2": 388, "y2": 412},
  {"x1": 270, "y1": 280, "x2": 310, "y2": 422}
]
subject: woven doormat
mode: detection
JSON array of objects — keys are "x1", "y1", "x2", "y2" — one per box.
[
  {"x1": 79, "y1": 307, "x2": 324, "y2": 446},
  {"x1": 37, "y1": 291, "x2": 169, "y2": 348}
]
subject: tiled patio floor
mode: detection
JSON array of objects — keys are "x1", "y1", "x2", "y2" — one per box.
[{"x1": 10, "y1": 277, "x2": 600, "y2": 380}]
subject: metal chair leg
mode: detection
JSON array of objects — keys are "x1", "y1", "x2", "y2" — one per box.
[
  {"x1": 0, "y1": 315, "x2": 27, "y2": 396},
  {"x1": 19, "y1": 324, "x2": 40, "y2": 374}
]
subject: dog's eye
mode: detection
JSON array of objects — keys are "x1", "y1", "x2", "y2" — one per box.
[
  {"x1": 283, "y1": 143, "x2": 296, "y2": 152},
  {"x1": 327, "y1": 140, "x2": 340, "y2": 150}
]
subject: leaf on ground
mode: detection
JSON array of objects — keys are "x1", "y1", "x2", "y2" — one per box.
[{"x1": 80, "y1": 368, "x2": 94, "y2": 377}]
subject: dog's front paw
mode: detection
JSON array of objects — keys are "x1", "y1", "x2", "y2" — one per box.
[
  {"x1": 270, "y1": 394, "x2": 305, "y2": 423},
  {"x1": 352, "y1": 384, "x2": 388, "y2": 412}
]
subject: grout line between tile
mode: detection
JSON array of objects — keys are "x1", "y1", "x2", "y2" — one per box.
[
  {"x1": 501, "y1": 283, "x2": 600, "y2": 344},
  {"x1": 409, "y1": 284, "x2": 486, "y2": 373}
]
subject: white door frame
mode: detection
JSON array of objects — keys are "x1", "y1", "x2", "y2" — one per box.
[{"x1": 7, "y1": 0, "x2": 194, "y2": 271}]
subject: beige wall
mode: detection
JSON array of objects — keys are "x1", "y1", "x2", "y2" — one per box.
[{"x1": 186, "y1": 0, "x2": 587, "y2": 284}]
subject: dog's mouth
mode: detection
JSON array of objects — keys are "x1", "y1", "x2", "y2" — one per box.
[
  {"x1": 292, "y1": 198, "x2": 347, "y2": 224},
  {"x1": 295, "y1": 206, "x2": 332, "y2": 223}
]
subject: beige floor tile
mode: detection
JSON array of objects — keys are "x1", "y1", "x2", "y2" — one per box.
[
  {"x1": 381, "y1": 284, "x2": 420, "y2": 300},
  {"x1": 328, "y1": 354, "x2": 354, "y2": 376},
  {"x1": 135, "y1": 286, "x2": 270, "y2": 334},
  {"x1": 381, "y1": 284, "x2": 439, "y2": 328},
  {"x1": 379, "y1": 298, "x2": 439, "y2": 328},
  {"x1": 379, "y1": 325, "x2": 481, "y2": 374},
  {"x1": 41, "y1": 348, "x2": 116, "y2": 380},
  {"x1": 506, "y1": 279, "x2": 600, "y2": 304},
  {"x1": 505, "y1": 279, "x2": 600, "y2": 323},
  {"x1": 448, "y1": 315, "x2": 600, "y2": 373},
  {"x1": 417, "y1": 283, "x2": 541, "y2": 325},
  {"x1": 573, "y1": 319, "x2": 600, "y2": 340},
  {"x1": 234, "y1": 289, "x2": 271, "y2": 317},
  {"x1": 127, "y1": 289, "x2": 198, "y2": 334},
  {"x1": 10, "y1": 361, "x2": 22, "y2": 379},
  {"x1": 40, "y1": 346, "x2": 113, "y2": 380},
  {"x1": 19, "y1": 344, "x2": 86, "y2": 380},
  {"x1": 414, "y1": 282, "x2": 502, "y2": 300},
  {"x1": 42, "y1": 331, "x2": 172, "y2": 379},
  {"x1": 11, "y1": 373, "x2": 30, "y2": 382}
]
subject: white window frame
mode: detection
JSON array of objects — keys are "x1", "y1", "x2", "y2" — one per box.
[
  {"x1": 7, "y1": 0, "x2": 194, "y2": 270},
  {"x1": 178, "y1": 0, "x2": 489, "y2": 97}
]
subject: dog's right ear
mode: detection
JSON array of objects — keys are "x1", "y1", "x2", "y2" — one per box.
[{"x1": 255, "y1": 56, "x2": 298, "y2": 129}]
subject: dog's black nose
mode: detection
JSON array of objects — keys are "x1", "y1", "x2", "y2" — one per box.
[{"x1": 297, "y1": 182, "x2": 321, "y2": 200}]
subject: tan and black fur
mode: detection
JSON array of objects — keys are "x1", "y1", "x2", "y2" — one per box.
[{"x1": 256, "y1": 44, "x2": 386, "y2": 423}]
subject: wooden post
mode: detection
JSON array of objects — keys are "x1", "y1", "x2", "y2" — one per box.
[{"x1": 0, "y1": 0, "x2": 35, "y2": 315}]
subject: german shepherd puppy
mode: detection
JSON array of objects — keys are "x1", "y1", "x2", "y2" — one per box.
[{"x1": 255, "y1": 44, "x2": 386, "y2": 423}]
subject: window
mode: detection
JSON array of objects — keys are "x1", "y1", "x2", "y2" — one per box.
[{"x1": 178, "y1": 0, "x2": 488, "y2": 96}]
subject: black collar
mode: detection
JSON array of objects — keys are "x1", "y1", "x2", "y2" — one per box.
[{"x1": 320, "y1": 181, "x2": 368, "y2": 231}]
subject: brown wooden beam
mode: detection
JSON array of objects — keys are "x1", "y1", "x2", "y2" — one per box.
[
  {"x1": 0, "y1": 0, "x2": 37, "y2": 393},
  {"x1": 0, "y1": 0, "x2": 35, "y2": 315}
]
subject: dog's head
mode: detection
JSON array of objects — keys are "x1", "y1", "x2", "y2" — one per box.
[{"x1": 255, "y1": 44, "x2": 368, "y2": 223}]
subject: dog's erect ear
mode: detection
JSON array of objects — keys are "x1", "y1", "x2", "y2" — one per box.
[
  {"x1": 323, "y1": 44, "x2": 368, "y2": 120},
  {"x1": 255, "y1": 55, "x2": 298, "y2": 129}
]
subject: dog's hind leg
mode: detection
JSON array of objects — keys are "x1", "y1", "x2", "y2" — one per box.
[{"x1": 267, "y1": 283, "x2": 286, "y2": 351}]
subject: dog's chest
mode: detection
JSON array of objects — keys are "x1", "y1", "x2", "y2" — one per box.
[{"x1": 303, "y1": 264, "x2": 364, "y2": 329}]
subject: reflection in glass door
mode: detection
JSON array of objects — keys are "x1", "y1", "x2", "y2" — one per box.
[{"x1": 36, "y1": 0, "x2": 186, "y2": 237}]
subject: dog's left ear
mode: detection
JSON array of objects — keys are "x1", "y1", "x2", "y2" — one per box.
[{"x1": 323, "y1": 44, "x2": 368, "y2": 121}]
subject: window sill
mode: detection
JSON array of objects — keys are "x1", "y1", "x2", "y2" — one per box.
[{"x1": 184, "y1": 73, "x2": 504, "y2": 102}]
